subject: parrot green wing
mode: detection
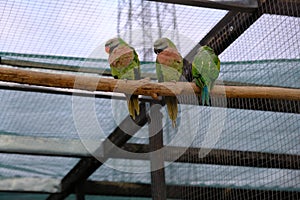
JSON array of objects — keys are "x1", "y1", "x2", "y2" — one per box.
[
  {"x1": 192, "y1": 46, "x2": 220, "y2": 105},
  {"x1": 132, "y1": 49, "x2": 141, "y2": 80},
  {"x1": 192, "y1": 46, "x2": 220, "y2": 89},
  {"x1": 155, "y1": 61, "x2": 164, "y2": 82}
]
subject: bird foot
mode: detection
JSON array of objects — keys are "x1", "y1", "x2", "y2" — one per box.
[
  {"x1": 142, "y1": 77, "x2": 151, "y2": 82},
  {"x1": 150, "y1": 93, "x2": 159, "y2": 100},
  {"x1": 140, "y1": 77, "x2": 151, "y2": 84}
]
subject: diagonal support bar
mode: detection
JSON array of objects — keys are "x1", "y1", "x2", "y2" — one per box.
[
  {"x1": 185, "y1": 0, "x2": 299, "y2": 61},
  {"x1": 258, "y1": 0, "x2": 300, "y2": 17},
  {"x1": 185, "y1": 10, "x2": 261, "y2": 59},
  {"x1": 46, "y1": 103, "x2": 148, "y2": 200}
]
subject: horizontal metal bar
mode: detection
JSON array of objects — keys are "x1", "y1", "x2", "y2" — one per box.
[
  {"x1": 2, "y1": 178, "x2": 299, "y2": 200},
  {"x1": 0, "y1": 135, "x2": 95, "y2": 158},
  {"x1": 0, "y1": 59, "x2": 108, "y2": 75},
  {"x1": 146, "y1": 0, "x2": 258, "y2": 12},
  {"x1": 0, "y1": 80, "x2": 299, "y2": 114},
  {"x1": 0, "y1": 178, "x2": 60, "y2": 193},
  {"x1": 0, "y1": 82, "x2": 162, "y2": 104},
  {"x1": 81, "y1": 181, "x2": 300, "y2": 200},
  {"x1": 117, "y1": 143, "x2": 300, "y2": 170},
  {"x1": 0, "y1": 59, "x2": 157, "y2": 80},
  {"x1": 1, "y1": 67, "x2": 300, "y2": 101},
  {"x1": 2, "y1": 58, "x2": 297, "y2": 88},
  {"x1": 1, "y1": 135, "x2": 299, "y2": 170}
]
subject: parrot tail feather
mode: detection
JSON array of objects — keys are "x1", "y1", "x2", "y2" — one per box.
[
  {"x1": 132, "y1": 95, "x2": 140, "y2": 116},
  {"x1": 202, "y1": 86, "x2": 210, "y2": 106},
  {"x1": 125, "y1": 94, "x2": 140, "y2": 120},
  {"x1": 165, "y1": 96, "x2": 178, "y2": 127}
]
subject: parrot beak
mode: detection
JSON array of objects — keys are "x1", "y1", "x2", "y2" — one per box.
[
  {"x1": 154, "y1": 48, "x2": 163, "y2": 54},
  {"x1": 105, "y1": 46, "x2": 110, "y2": 54}
]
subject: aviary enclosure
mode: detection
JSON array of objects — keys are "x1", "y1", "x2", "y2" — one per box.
[{"x1": 0, "y1": 0, "x2": 299, "y2": 199}]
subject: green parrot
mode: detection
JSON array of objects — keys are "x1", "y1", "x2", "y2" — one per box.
[
  {"x1": 154, "y1": 38, "x2": 183, "y2": 127},
  {"x1": 105, "y1": 38, "x2": 140, "y2": 119},
  {"x1": 192, "y1": 46, "x2": 220, "y2": 105}
]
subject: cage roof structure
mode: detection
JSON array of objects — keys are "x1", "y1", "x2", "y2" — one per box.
[{"x1": 0, "y1": 0, "x2": 299, "y2": 200}]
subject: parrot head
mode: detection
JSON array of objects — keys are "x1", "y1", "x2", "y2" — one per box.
[
  {"x1": 154, "y1": 38, "x2": 177, "y2": 54},
  {"x1": 105, "y1": 38, "x2": 127, "y2": 54},
  {"x1": 197, "y1": 45, "x2": 215, "y2": 55}
]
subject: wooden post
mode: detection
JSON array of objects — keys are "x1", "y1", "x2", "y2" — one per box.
[{"x1": 148, "y1": 103, "x2": 167, "y2": 200}]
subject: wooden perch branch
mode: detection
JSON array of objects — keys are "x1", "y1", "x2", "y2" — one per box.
[{"x1": 0, "y1": 67, "x2": 299, "y2": 101}]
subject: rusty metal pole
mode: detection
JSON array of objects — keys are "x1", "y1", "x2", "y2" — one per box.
[{"x1": 148, "y1": 103, "x2": 167, "y2": 200}]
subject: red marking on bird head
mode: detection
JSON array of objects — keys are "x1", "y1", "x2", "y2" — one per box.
[{"x1": 105, "y1": 46, "x2": 110, "y2": 54}]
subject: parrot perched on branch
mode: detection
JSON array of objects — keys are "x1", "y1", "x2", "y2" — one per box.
[
  {"x1": 192, "y1": 46, "x2": 220, "y2": 105},
  {"x1": 154, "y1": 38, "x2": 183, "y2": 127},
  {"x1": 105, "y1": 38, "x2": 140, "y2": 119}
]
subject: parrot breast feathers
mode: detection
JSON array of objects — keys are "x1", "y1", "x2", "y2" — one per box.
[
  {"x1": 108, "y1": 45, "x2": 135, "y2": 69},
  {"x1": 157, "y1": 47, "x2": 182, "y2": 68}
]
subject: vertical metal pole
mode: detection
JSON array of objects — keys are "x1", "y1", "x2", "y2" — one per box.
[
  {"x1": 75, "y1": 193, "x2": 85, "y2": 200},
  {"x1": 117, "y1": 0, "x2": 122, "y2": 37},
  {"x1": 156, "y1": 3, "x2": 162, "y2": 38},
  {"x1": 75, "y1": 183, "x2": 85, "y2": 200},
  {"x1": 148, "y1": 103, "x2": 167, "y2": 200},
  {"x1": 128, "y1": 0, "x2": 132, "y2": 44}
]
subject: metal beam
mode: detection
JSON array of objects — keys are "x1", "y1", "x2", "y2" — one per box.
[
  {"x1": 46, "y1": 103, "x2": 148, "y2": 200},
  {"x1": 0, "y1": 178, "x2": 60, "y2": 193},
  {"x1": 258, "y1": 0, "x2": 300, "y2": 17},
  {"x1": 7, "y1": 58, "x2": 293, "y2": 85},
  {"x1": 2, "y1": 135, "x2": 299, "y2": 170},
  {"x1": 0, "y1": 59, "x2": 157, "y2": 80},
  {"x1": 185, "y1": 10, "x2": 261, "y2": 59},
  {"x1": 0, "y1": 82, "x2": 162, "y2": 104},
  {"x1": 148, "y1": 103, "x2": 166, "y2": 200},
  {"x1": 77, "y1": 181, "x2": 300, "y2": 200},
  {"x1": 0, "y1": 59, "x2": 108, "y2": 75},
  {"x1": 0, "y1": 82, "x2": 299, "y2": 114},
  {"x1": 2, "y1": 179, "x2": 299, "y2": 199},
  {"x1": 116, "y1": 143, "x2": 300, "y2": 170},
  {"x1": 0, "y1": 135, "x2": 93, "y2": 158},
  {"x1": 185, "y1": 0, "x2": 299, "y2": 61},
  {"x1": 1, "y1": 67, "x2": 300, "y2": 101},
  {"x1": 146, "y1": 0, "x2": 258, "y2": 12}
]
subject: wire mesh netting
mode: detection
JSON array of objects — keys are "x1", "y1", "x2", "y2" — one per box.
[
  {"x1": 0, "y1": 0, "x2": 299, "y2": 200},
  {"x1": 0, "y1": 0, "x2": 227, "y2": 60}
]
